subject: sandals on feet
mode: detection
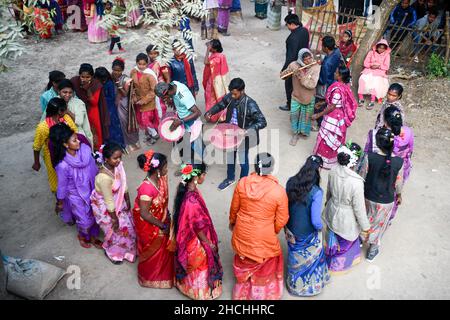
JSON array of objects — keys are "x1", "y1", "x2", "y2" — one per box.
[{"x1": 78, "y1": 235, "x2": 92, "y2": 249}]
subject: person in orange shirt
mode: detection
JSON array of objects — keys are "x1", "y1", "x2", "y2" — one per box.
[{"x1": 229, "y1": 152, "x2": 289, "y2": 300}]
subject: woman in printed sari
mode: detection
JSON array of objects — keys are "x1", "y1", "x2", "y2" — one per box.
[
  {"x1": 111, "y1": 57, "x2": 140, "y2": 153},
  {"x1": 312, "y1": 64, "x2": 358, "y2": 169},
  {"x1": 285, "y1": 155, "x2": 330, "y2": 296},
  {"x1": 230, "y1": 153, "x2": 289, "y2": 300},
  {"x1": 50, "y1": 123, "x2": 102, "y2": 249},
  {"x1": 56, "y1": 79, "x2": 94, "y2": 147},
  {"x1": 94, "y1": 67, "x2": 125, "y2": 147},
  {"x1": 86, "y1": 0, "x2": 108, "y2": 43},
  {"x1": 364, "y1": 106, "x2": 413, "y2": 222},
  {"x1": 358, "y1": 128, "x2": 403, "y2": 262},
  {"x1": 91, "y1": 142, "x2": 137, "y2": 264},
  {"x1": 71, "y1": 63, "x2": 110, "y2": 150},
  {"x1": 32, "y1": 97, "x2": 78, "y2": 193},
  {"x1": 323, "y1": 143, "x2": 371, "y2": 274},
  {"x1": 203, "y1": 39, "x2": 229, "y2": 123},
  {"x1": 174, "y1": 163, "x2": 223, "y2": 300},
  {"x1": 133, "y1": 150, "x2": 175, "y2": 288}
]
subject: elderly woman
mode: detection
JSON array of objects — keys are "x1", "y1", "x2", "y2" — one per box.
[
  {"x1": 286, "y1": 48, "x2": 321, "y2": 146},
  {"x1": 323, "y1": 142, "x2": 371, "y2": 274}
]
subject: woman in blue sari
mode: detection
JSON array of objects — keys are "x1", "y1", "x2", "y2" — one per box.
[
  {"x1": 94, "y1": 67, "x2": 125, "y2": 147},
  {"x1": 285, "y1": 155, "x2": 330, "y2": 297}
]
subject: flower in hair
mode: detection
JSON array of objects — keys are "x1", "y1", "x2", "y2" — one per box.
[
  {"x1": 180, "y1": 164, "x2": 202, "y2": 181},
  {"x1": 143, "y1": 150, "x2": 155, "y2": 172},
  {"x1": 94, "y1": 144, "x2": 106, "y2": 164},
  {"x1": 151, "y1": 158, "x2": 160, "y2": 168},
  {"x1": 338, "y1": 145, "x2": 359, "y2": 168}
]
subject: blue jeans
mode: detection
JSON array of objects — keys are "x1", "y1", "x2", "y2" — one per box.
[{"x1": 226, "y1": 143, "x2": 249, "y2": 181}]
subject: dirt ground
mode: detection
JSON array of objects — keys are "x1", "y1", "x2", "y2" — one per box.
[{"x1": 1, "y1": 3, "x2": 450, "y2": 300}]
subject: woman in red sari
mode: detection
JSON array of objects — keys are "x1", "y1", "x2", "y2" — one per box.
[
  {"x1": 173, "y1": 163, "x2": 223, "y2": 300},
  {"x1": 71, "y1": 63, "x2": 110, "y2": 150},
  {"x1": 203, "y1": 39, "x2": 229, "y2": 123},
  {"x1": 312, "y1": 65, "x2": 357, "y2": 169},
  {"x1": 133, "y1": 150, "x2": 175, "y2": 288}
]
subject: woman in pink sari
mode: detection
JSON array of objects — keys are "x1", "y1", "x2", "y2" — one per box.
[
  {"x1": 173, "y1": 163, "x2": 223, "y2": 300},
  {"x1": 312, "y1": 65, "x2": 358, "y2": 169},
  {"x1": 91, "y1": 142, "x2": 137, "y2": 264},
  {"x1": 203, "y1": 39, "x2": 229, "y2": 123}
]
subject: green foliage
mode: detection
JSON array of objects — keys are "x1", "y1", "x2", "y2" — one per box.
[
  {"x1": 102, "y1": 0, "x2": 207, "y2": 62},
  {"x1": 0, "y1": 1, "x2": 25, "y2": 72},
  {"x1": 426, "y1": 53, "x2": 449, "y2": 78}
]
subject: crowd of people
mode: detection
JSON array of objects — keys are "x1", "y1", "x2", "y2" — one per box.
[{"x1": 28, "y1": 2, "x2": 419, "y2": 300}]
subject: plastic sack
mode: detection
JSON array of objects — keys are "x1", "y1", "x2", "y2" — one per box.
[{"x1": 2, "y1": 255, "x2": 66, "y2": 300}]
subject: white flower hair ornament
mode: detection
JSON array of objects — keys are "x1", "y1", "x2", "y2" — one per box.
[{"x1": 337, "y1": 145, "x2": 359, "y2": 168}]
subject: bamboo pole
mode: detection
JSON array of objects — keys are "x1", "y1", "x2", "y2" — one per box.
[{"x1": 446, "y1": 12, "x2": 450, "y2": 64}]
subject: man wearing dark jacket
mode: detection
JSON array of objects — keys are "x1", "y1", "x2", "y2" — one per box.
[
  {"x1": 279, "y1": 13, "x2": 310, "y2": 111},
  {"x1": 205, "y1": 78, "x2": 267, "y2": 191}
]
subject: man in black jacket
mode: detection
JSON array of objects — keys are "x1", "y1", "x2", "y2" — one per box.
[
  {"x1": 279, "y1": 13, "x2": 310, "y2": 111},
  {"x1": 205, "y1": 78, "x2": 267, "y2": 191}
]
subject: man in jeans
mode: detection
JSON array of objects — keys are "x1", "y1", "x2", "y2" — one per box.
[{"x1": 205, "y1": 78, "x2": 267, "y2": 191}]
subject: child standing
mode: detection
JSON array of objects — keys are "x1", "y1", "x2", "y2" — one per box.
[
  {"x1": 130, "y1": 53, "x2": 160, "y2": 145},
  {"x1": 358, "y1": 39, "x2": 391, "y2": 110},
  {"x1": 339, "y1": 30, "x2": 357, "y2": 65},
  {"x1": 105, "y1": 1, "x2": 125, "y2": 55}
]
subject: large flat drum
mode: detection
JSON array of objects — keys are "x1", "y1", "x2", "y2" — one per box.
[
  {"x1": 158, "y1": 112, "x2": 185, "y2": 142},
  {"x1": 209, "y1": 123, "x2": 245, "y2": 151}
]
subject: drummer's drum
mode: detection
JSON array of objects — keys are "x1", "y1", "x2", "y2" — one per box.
[
  {"x1": 158, "y1": 112, "x2": 185, "y2": 142},
  {"x1": 208, "y1": 123, "x2": 245, "y2": 151}
]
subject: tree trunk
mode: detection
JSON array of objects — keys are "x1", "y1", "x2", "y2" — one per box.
[{"x1": 350, "y1": 0, "x2": 401, "y2": 95}]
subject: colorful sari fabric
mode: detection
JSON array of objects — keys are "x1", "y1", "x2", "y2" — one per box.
[
  {"x1": 34, "y1": 7, "x2": 53, "y2": 39},
  {"x1": 203, "y1": 52, "x2": 229, "y2": 123},
  {"x1": 285, "y1": 228, "x2": 330, "y2": 297},
  {"x1": 291, "y1": 97, "x2": 315, "y2": 136},
  {"x1": 33, "y1": 114, "x2": 78, "y2": 193},
  {"x1": 323, "y1": 228, "x2": 361, "y2": 275},
  {"x1": 217, "y1": 0, "x2": 232, "y2": 33},
  {"x1": 133, "y1": 177, "x2": 174, "y2": 288},
  {"x1": 56, "y1": 143, "x2": 99, "y2": 240},
  {"x1": 91, "y1": 162, "x2": 137, "y2": 263},
  {"x1": 175, "y1": 191, "x2": 223, "y2": 300},
  {"x1": 232, "y1": 254, "x2": 284, "y2": 300},
  {"x1": 87, "y1": 5, "x2": 108, "y2": 43},
  {"x1": 313, "y1": 82, "x2": 357, "y2": 169}
]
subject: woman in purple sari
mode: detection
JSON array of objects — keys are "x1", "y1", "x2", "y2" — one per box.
[
  {"x1": 323, "y1": 142, "x2": 371, "y2": 274},
  {"x1": 364, "y1": 106, "x2": 414, "y2": 221},
  {"x1": 218, "y1": 0, "x2": 232, "y2": 36},
  {"x1": 50, "y1": 123, "x2": 102, "y2": 249}
]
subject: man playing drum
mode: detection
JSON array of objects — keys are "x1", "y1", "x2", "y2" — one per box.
[
  {"x1": 204, "y1": 78, "x2": 267, "y2": 191},
  {"x1": 155, "y1": 81, "x2": 204, "y2": 168}
]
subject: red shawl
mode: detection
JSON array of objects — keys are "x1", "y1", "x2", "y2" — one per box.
[
  {"x1": 178, "y1": 54, "x2": 194, "y2": 90},
  {"x1": 326, "y1": 81, "x2": 358, "y2": 127}
]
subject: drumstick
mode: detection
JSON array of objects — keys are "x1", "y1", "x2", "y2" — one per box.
[{"x1": 280, "y1": 61, "x2": 318, "y2": 80}]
